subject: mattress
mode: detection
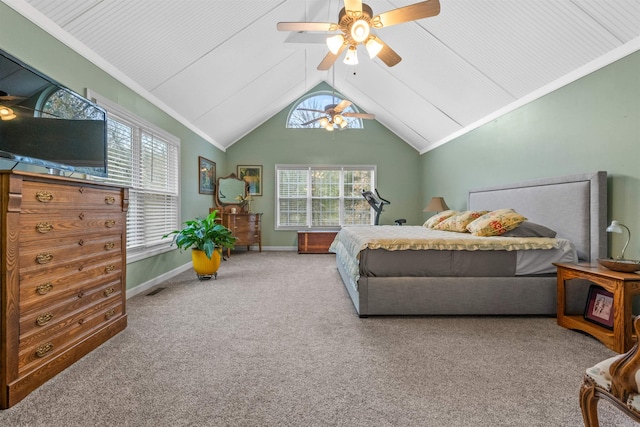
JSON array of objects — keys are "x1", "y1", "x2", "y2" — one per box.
[{"x1": 330, "y1": 226, "x2": 577, "y2": 290}]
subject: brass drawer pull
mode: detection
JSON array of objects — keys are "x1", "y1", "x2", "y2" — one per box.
[
  {"x1": 105, "y1": 265, "x2": 116, "y2": 273},
  {"x1": 105, "y1": 309, "x2": 116, "y2": 319},
  {"x1": 105, "y1": 220, "x2": 116, "y2": 228},
  {"x1": 35, "y1": 222, "x2": 54, "y2": 233},
  {"x1": 36, "y1": 282, "x2": 53, "y2": 295},
  {"x1": 36, "y1": 313, "x2": 54, "y2": 326},
  {"x1": 35, "y1": 342, "x2": 53, "y2": 358},
  {"x1": 104, "y1": 242, "x2": 115, "y2": 250},
  {"x1": 105, "y1": 196, "x2": 116, "y2": 205},
  {"x1": 35, "y1": 191, "x2": 53, "y2": 203},
  {"x1": 103, "y1": 287, "x2": 115, "y2": 297},
  {"x1": 36, "y1": 253, "x2": 53, "y2": 264}
]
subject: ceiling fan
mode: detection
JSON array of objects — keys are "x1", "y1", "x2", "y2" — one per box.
[
  {"x1": 298, "y1": 99, "x2": 375, "y2": 131},
  {"x1": 277, "y1": 0, "x2": 440, "y2": 70}
]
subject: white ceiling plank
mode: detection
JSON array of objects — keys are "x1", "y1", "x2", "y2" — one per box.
[{"x1": 13, "y1": 0, "x2": 640, "y2": 153}]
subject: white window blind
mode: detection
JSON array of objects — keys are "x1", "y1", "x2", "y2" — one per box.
[
  {"x1": 87, "y1": 91, "x2": 180, "y2": 261},
  {"x1": 276, "y1": 165, "x2": 375, "y2": 229}
]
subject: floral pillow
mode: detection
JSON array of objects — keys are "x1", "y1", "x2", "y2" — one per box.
[
  {"x1": 466, "y1": 209, "x2": 528, "y2": 236},
  {"x1": 432, "y1": 210, "x2": 489, "y2": 232},
  {"x1": 423, "y1": 210, "x2": 458, "y2": 228}
]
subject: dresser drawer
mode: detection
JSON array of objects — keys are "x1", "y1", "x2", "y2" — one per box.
[
  {"x1": 19, "y1": 212, "x2": 124, "y2": 242},
  {"x1": 19, "y1": 259, "x2": 123, "y2": 314},
  {"x1": 19, "y1": 234, "x2": 123, "y2": 274},
  {"x1": 20, "y1": 181, "x2": 123, "y2": 213},
  {"x1": 19, "y1": 278, "x2": 122, "y2": 337},
  {"x1": 18, "y1": 300, "x2": 123, "y2": 375}
]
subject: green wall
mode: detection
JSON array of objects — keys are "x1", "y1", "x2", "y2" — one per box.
[
  {"x1": 420, "y1": 51, "x2": 640, "y2": 260},
  {"x1": 225, "y1": 82, "x2": 421, "y2": 247},
  {"x1": 3, "y1": 1, "x2": 639, "y2": 289},
  {"x1": 0, "y1": 4, "x2": 226, "y2": 290}
]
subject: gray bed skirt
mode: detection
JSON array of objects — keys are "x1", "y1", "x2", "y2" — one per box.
[{"x1": 336, "y1": 256, "x2": 590, "y2": 317}]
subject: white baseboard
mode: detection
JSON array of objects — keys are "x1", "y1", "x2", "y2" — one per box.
[{"x1": 126, "y1": 262, "x2": 193, "y2": 299}]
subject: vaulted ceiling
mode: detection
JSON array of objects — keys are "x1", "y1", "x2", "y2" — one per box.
[{"x1": 6, "y1": 0, "x2": 640, "y2": 153}]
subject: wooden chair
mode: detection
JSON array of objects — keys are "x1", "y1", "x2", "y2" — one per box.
[{"x1": 580, "y1": 316, "x2": 640, "y2": 426}]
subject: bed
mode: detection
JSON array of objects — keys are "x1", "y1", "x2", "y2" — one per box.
[{"x1": 330, "y1": 171, "x2": 607, "y2": 317}]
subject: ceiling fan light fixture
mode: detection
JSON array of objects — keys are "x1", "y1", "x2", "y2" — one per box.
[
  {"x1": 319, "y1": 117, "x2": 329, "y2": 128},
  {"x1": 365, "y1": 37, "x2": 383, "y2": 58},
  {"x1": 326, "y1": 34, "x2": 345, "y2": 54},
  {"x1": 325, "y1": 123, "x2": 335, "y2": 131},
  {"x1": 343, "y1": 46, "x2": 358, "y2": 65},
  {"x1": 350, "y1": 19, "x2": 370, "y2": 43},
  {"x1": 339, "y1": 120, "x2": 348, "y2": 129},
  {"x1": 334, "y1": 115, "x2": 344, "y2": 125}
]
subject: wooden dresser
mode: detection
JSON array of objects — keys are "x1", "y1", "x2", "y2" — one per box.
[
  {"x1": 0, "y1": 171, "x2": 128, "y2": 408},
  {"x1": 222, "y1": 212, "x2": 262, "y2": 255}
]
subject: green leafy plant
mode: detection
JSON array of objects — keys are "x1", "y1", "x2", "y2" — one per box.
[{"x1": 162, "y1": 210, "x2": 236, "y2": 259}]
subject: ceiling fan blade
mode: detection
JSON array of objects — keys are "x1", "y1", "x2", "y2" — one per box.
[
  {"x1": 344, "y1": 0, "x2": 362, "y2": 15},
  {"x1": 301, "y1": 117, "x2": 324, "y2": 126},
  {"x1": 373, "y1": 37, "x2": 402, "y2": 67},
  {"x1": 344, "y1": 113, "x2": 375, "y2": 120},
  {"x1": 317, "y1": 44, "x2": 347, "y2": 71},
  {"x1": 373, "y1": 0, "x2": 440, "y2": 28},
  {"x1": 334, "y1": 100, "x2": 352, "y2": 113},
  {"x1": 277, "y1": 22, "x2": 337, "y2": 32},
  {"x1": 297, "y1": 108, "x2": 328, "y2": 113}
]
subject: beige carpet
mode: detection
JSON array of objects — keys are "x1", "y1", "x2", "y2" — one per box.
[{"x1": 0, "y1": 251, "x2": 636, "y2": 426}]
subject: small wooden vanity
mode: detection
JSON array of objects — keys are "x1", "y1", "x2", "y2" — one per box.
[{"x1": 213, "y1": 173, "x2": 262, "y2": 256}]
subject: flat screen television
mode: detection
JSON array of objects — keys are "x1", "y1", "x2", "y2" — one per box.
[{"x1": 0, "y1": 49, "x2": 108, "y2": 177}]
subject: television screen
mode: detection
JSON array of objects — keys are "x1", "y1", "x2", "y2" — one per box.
[{"x1": 0, "y1": 49, "x2": 108, "y2": 177}]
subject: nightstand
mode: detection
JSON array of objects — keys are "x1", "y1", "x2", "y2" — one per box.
[{"x1": 555, "y1": 262, "x2": 640, "y2": 353}]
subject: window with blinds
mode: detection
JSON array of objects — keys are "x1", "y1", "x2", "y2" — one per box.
[
  {"x1": 87, "y1": 91, "x2": 180, "y2": 261},
  {"x1": 276, "y1": 165, "x2": 375, "y2": 229}
]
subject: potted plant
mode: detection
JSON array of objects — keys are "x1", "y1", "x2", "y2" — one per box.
[{"x1": 163, "y1": 210, "x2": 237, "y2": 280}]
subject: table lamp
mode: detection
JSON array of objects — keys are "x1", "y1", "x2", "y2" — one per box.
[{"x1": 423, "y1": 197, "x2": 449, "y2": 213}]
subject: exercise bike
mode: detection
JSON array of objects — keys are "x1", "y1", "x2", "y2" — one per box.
[{"x1": 361, "y1": 189, "x2": 406, "y2": 226}]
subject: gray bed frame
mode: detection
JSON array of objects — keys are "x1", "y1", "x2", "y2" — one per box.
[{"x1": 335, "y1": 171, "x2": 607, "y2": 317}]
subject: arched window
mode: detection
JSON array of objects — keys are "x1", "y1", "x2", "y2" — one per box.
[{"x1": 287, "y1": 91, "x2": 364, "y2": 130}]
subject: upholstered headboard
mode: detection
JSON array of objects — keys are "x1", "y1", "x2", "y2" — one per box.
[{"x1": 468, "y1": 171, "x2": 607, "y2": 262}]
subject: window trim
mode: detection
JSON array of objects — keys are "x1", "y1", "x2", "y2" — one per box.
[
  {"x1": 286, "y1": 90, "x2": 364, "y2": 130},
  {"x1": 87, "y1": 90, "x2": 181, "y2": 263},
  {"x1": 275, "y1": 164, "x2": 376, "y2": 230}
]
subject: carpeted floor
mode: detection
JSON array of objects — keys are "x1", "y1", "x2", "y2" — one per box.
[{"x1": 0, "y1": 251, "x2": 636, "y2": 426}]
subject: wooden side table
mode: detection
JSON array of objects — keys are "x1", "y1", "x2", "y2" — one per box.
[{"x1": 555, "y1": 262, "x2": 640, "y2": 353}]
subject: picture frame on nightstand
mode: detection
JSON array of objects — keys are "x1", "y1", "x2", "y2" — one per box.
[{"x1": 584, "y1": 285, "x2": 614, "y2": 330}]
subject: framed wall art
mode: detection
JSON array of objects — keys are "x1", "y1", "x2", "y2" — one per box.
[
  {"x1": 237, "y1": 165, "x2": 262, "y2": 196},
  {"x1": 198, "y1": 156, "x2": 216, "y2": 195},
  {"x1": 584, "y1": 285, "x2": 614, "y2": 330}
]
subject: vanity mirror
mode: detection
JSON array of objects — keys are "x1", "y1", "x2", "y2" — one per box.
[
  {"x1": 216, "y1": 173, "x2": 248, "y2": 208},
  {"x1": 213, "y1": 173, "x2": 262, "y2": 256}
]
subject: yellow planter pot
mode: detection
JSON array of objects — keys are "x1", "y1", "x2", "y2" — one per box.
[{"x1": 191, "y1": 248, "x2": 222, "y2": 280}]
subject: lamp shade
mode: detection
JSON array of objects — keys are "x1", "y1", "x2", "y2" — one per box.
[
  {"x1": 343, "y1": 46, "x2": 358, "y2": 65},
  {"x1": 423, "y1": 197, "x2": 449, "y2": 212}
]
